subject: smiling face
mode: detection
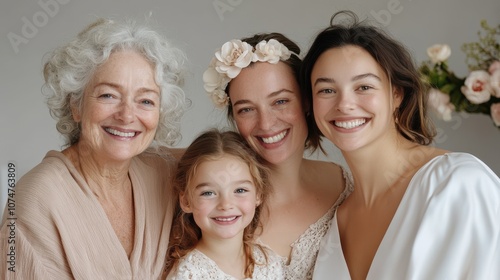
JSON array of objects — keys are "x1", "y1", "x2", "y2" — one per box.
[
  {"x1": 181, "y1": 155, "x2": 260, "y2": 241},
  {"x1": 73, "y1": 50, "x2": 160, "y2": 163},
  {"x1": 311, "y1": 45, "x2": 401, "y2": 153},
  {"x1": 228, "y1": 61, "x2": 308, "y2": 165}
]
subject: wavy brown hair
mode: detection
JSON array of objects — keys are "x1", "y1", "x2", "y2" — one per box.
[
  {"x1": 165, "y1": 129, "x2": 270, "y2": 278},
  {"x1": 300, "y1": 10, "x2": 436, "y2": 145}
]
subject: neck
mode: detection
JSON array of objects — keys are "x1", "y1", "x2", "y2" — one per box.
[
  {"x1": 197, "y1": 235, "x2": 245, "y2": 266},
  {"x1": 64, "y1": 143, "x2": 132, "y2": 200},
  {"x1": 267, "y1": 153, "x2": 308, "y2": 201},
  {"x1": 342, "y1": 135, "x2": 419, "y2": 206}
]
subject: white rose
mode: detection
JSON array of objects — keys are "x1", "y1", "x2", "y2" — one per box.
[
  {"x1": 427, "y1": 44, "x2": 451, "y2": 64},
  {"x1": 202, "y1": 60, "x2": 230, "y2": 93},
  {"x1": 253, "y1": 39, "x2": 291, "y2": 63},
  {"x1": 428, "y1": 88, "x2": 455, "y2": 121},
  {"x1": 215, "y1": 40, "x2": 253, "y2": 78},
  {"x1": 490, "y1": 69, "x2": 500, "y2": 98},
  {"x1": 461, "y1": 70, "x2": 492, "y2": 104},
  {"x1": 211, "y1": 89, "x2": 230, "y2": 108},
  {"x1": 491, "y1": 103, "x2": 500, "y2": 127}
]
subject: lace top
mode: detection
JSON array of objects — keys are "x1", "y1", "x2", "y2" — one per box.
[
  {"x1": 265, "y1": 167, "x2": 354, "y2": 280},
  {"x1": 166, "y1": 246, "x2": 284, "y2": 280}
]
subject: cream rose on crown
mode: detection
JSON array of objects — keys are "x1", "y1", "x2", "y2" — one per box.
[
  {"x1": 203, "y1": 39, "x2": 293, "y2": 108},
  {"x1": 253, "y1": 39, "x2": 291, "y2": 63},
  {"x1": 215, "y1": 40, "x2": 254, "y2": 79}
]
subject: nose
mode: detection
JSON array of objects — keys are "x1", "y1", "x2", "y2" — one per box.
[
  {"x1": 336, "y1": 92, "x2": 355, "y2": 113},
  {"x1": 115, "y1": 100, "x2": 134, "y2": 123},
  {"x1": 257, "y1": 108, "x2": 277, "y2": 130},
  {"x1": 217, "y1": 194, "x2": 234, "y2": 210}
]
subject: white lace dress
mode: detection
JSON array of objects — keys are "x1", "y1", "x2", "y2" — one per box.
[
  {"x1": 269, "y1": 168, "x2": 353, "y2": 280},
  {"x1": 166, "y1": 246, "x2": 284, "y2": 280}
]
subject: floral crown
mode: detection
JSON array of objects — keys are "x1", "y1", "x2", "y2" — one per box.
[{"x1": 203, "y1": 39, "x2": 292, "y2": 108}]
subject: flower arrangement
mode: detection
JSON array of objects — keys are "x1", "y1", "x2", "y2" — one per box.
[
  {"x1": 203, "y1": 39, "x2": 292, "y2": 108},
  {"x1": 419, "y1": 20, "x2": 500, "y2": 127}
]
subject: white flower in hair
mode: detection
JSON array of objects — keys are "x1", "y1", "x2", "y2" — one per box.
[
  {"x1": 203, "y1": 58, "x2": 231, "y2": 93},
  {"x1": 253, "y1": 39, "x2": 291, "y2": 63},
  {"x1": 215, "y1": 40, "x2": 254, "y2": 78},
  {"x1": 203, "y1": 38, "x2": 293, "y2": 108},
  {"x1": 211, "y1": 89, "x2": 230, "y2": 108}
]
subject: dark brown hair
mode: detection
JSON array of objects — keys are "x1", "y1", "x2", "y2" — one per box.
[
  {"x1": 300, "y1": 10, "x2": 435, "y2": 145},
  {"x1": 225, "y1": 32, "x2": 324, "y2": 152}
]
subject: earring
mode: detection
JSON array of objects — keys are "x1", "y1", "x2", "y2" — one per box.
[{"x1": 394, "y1": 108, "x2": 400, "y2": 126}]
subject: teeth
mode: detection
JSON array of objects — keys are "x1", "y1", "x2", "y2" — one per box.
[
  {"x1": 214, "y1": 216, "x2": 237, "y2": 222},
  {"x1": 335, "y1": 119, "x2": 366, "y2": 129},
  {"x1": 105, "y1": 128, "x2": 136, "y2": 137},
  {"x1": 261, "y1": 131, "x2": 287, "y2": 144}
]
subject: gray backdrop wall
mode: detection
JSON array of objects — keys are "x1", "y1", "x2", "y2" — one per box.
[{"x1": 1, "y1": 0, "x2": 499, "y2": 214}]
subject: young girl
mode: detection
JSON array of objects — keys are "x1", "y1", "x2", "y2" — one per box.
[{"x1": 165, "y1": 129, "x2": 283, "y2": 279}]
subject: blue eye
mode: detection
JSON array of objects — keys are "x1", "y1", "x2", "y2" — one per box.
[
  {"x1": 235, "y1": 188, "x2": 248, "y2": 194},
  {"x1": 99, "y1": 93, "x2": 114, "y2": 99},
  {"x1": 237, "y1": 107, "x2": 253, "y2": 114},
  {"x1": 201, "y1": 191, "x2": 214, "y2": 196},
  {"x1": 141, "y1": 99, "x2": 155, "y2": 106},
  {"x1": 275, "y1": 99, "x2": 288, "y2": 105}
]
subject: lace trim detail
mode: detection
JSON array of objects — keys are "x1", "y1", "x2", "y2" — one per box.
[
  {"x1": 260, "y1": 166, "x2": 353, "y2": 280},
  {"x1": 167, "y1": 246, "x2": 284, "y2": 280}
]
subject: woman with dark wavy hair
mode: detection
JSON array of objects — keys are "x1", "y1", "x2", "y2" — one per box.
[{"x1": 301, "y1": 10, "x2": 500, "y2": 280}]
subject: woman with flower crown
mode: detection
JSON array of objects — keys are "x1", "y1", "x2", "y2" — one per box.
[{"x1": 202, "y1": 33, "x2": 352, "y2": 279}]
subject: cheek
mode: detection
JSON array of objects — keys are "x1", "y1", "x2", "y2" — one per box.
[
  {"x1": 234, "y1": 118, "x2": 255, "y2": 138},
  {"x1": 191, "y1": 202, "x2": 212, "y2": 217},
  {"x1": 143, "y1": 111, "x2": 160, "y2": 130},
  {"x1": 312, "y1": 98, "x2": 331, "y2": 120}
]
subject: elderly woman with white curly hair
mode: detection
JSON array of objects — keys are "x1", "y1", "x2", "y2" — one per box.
[{"x1": 0, "y1": 17, "x2": 188, "y2": 279}]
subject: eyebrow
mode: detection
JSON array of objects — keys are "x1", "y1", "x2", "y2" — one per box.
[
  {"x1": 313, "y1": 73, "x2": 381, "y2": 86},
  {"x1": 94, "y1": 82, "x2": 160, "y2": 95},
  {"x1": 194, "y1": 179, "x2": 254, "y2": 189},
  {"x1": 232, "y1": 89, "x2": 293, "y2": 107}
]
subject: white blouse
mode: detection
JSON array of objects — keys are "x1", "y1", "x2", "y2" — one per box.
[{"x1": 313, "y1": 153, "x2": 500, "y2": 280}]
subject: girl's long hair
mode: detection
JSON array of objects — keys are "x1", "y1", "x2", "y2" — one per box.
[{"x1": 165, "y1": 129, "x2": 270, "y2": 278}]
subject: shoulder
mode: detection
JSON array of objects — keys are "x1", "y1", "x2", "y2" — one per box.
[
  {"x1": 252, "y1": 245, "x2": 285, "y2": 278},
  {"x1": 304, "y1": 159, "x2": 350, "y2": 198},
  {"x1": 134, "y1": 148, "x2": 180, "y2": 183},
  {"x1": 304, "y1": 159, "x2": 346, "y2": 186},
  {"x1": 167, "y1": 250, "x2": 213, "y2": 280},
  {"x1": 411, "y1": 152, "x2": 500, "y2": 214},
  {"x1": 416, "y1": 152, "x2": 499, "y2": 185},
  {"x1": 15, "y1": 151, "x2": 74, "y2": 201}
]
